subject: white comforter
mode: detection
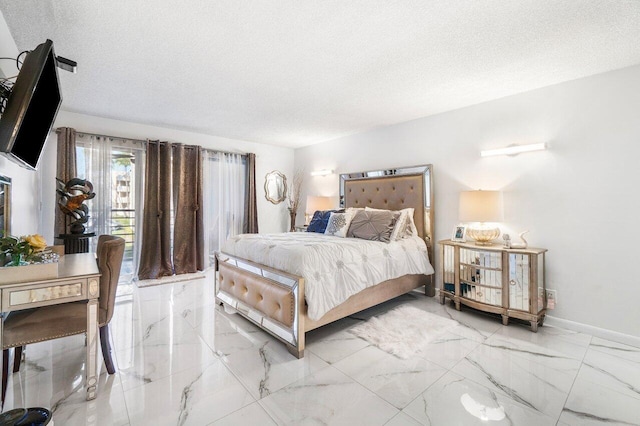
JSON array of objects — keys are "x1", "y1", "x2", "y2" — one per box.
[{"x1": 221, "y1": 233, "x2": 434, "y2": 320}]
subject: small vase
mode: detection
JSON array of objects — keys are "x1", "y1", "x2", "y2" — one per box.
[{"x1": 289, "y1": 209, "x2": 297, "y2": 232}]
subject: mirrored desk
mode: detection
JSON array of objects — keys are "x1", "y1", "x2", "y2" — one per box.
[{"x1": 0, "y1": 253, "x2": 101, "y2": 400}]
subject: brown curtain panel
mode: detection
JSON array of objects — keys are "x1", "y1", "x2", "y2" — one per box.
[
  {"x1": 172, "y1": 144, "x2": 204, "y2": 274},
  {"x1": 243, "y1": 153, "x2": 259, "y2": 233},
  {"x1": 54, "y1": 127, "x2": 77, "y2": 243},
  {"x1": 137, "y1": 141, "x2": 173, "y2": 280}
]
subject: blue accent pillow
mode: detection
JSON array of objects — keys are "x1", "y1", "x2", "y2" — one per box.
[{"x1": 307, "y1": 210, "x2": 340, "y2": 233}]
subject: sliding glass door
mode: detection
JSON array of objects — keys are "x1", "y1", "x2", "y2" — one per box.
[{"x1": 76, "y1": 135, "x2": 145, "y2": 282}]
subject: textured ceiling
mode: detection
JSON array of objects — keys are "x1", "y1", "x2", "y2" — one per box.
[{"x1": 2, "y1": 1, "x2": 640, "y2": 148}]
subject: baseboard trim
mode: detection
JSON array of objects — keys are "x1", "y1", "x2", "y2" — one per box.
[
  {"x1": 545, "y1": 315, "x2": 640, "y2": 348},
  {"x1": 135, "y1": 271, "x2": 206, "y2": 288}
]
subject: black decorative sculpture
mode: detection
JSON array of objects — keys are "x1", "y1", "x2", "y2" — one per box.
[{"x1": 56, "y1": 178, "x2": 96, "y2": 234}]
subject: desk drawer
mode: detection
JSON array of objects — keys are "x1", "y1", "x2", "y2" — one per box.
[{"x1": 1, "y1": 278, "x2": 91, "y2": 312}]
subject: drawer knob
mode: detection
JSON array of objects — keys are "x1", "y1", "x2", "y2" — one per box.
[{"x1": 510, "y1": 280, "x2": 516, "y2": 286}]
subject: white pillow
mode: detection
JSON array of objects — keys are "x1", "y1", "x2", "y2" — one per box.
[
  {"x1": 324, "y1": 209, "x2": 356, "y2": 238},
  {"x1": 365, "y1": 206, "x2": 415, "y2": 240},
  {"x1": 405, "y1": 212, "x2": 418, "y2": 237},
  {"x1": 346, "y1": 207, "x2": 364, "y2": 214}
]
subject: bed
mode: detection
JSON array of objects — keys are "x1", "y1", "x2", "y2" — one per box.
[{"x1": 215, "y1": 165, "x2": 435, "y2": 358}]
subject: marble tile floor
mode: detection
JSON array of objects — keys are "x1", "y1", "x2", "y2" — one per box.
[{"x1": 2, "y1": 274, "x2": 639, "y2": 425}]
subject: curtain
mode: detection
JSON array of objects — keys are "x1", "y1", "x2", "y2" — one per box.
[
  {"x1": 76, "y1": 134, "x2": 146, "y2": 280},
  {"x1": 219, "y1": 153, "x2": 245, "y2": 249},
  {"x1": 172, "y1": 144, "x2": 204, "y2": 274},
  {"x1": 132, "y1": 147, "x2": 146, "y2": 278},
  {"x1": 202, "y1": 152, "x2": 246, "y2": 267},
  {"x1": 54, "y1": 127, "x2": 77, "y2": 242},
  {"x1": 81, "y1": 136, "x2": 113, "y2": 239},
  {"x1": 137, "y1": 141, "x2": 173, "y2": 280},
  {"x1": 202, "y1": 151, "x2": 219, "y2": 267},
  {"x1": 243, "y1": 153, "x2": 258, "y2": 234}
]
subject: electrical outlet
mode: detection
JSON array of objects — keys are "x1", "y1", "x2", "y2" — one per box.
[{"x1": 546, "y1": 289, "x2": 557, "y2": 310}]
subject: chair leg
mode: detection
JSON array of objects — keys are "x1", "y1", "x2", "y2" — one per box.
[
  {"x1": 100, "y1": 325, "x2": 116, "y2": 374},
  {"x1": 2, "y1": 349, "x2": 9, "y2": 408},
  {"x1": 13, "y1": 346, "x2": 23, "y2": 373}
]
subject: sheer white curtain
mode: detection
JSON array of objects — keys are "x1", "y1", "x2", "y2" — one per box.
[
  {"x1": 203, "y1": 151, "x2": 246, "y2": 267},
  {"x1": 75, "y1": 135, "x2": 146, "y2": 280},
  {"x1": 77, "y1": 135, "x2": 112, "y2": 238}
]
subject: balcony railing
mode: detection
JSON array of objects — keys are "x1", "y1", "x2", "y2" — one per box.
[{"x1": 110, "y1": 208, "x2": 136, "y2": 279}]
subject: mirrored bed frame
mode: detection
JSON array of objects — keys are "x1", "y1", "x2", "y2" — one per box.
[{"x1": 215, "y1": 165, "x2": 434, "y2": 358}]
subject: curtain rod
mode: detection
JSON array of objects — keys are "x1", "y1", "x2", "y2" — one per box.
[
  {"x1": 55, "y1": 127, "x2": 247, "y2": 157},
  {"x1": 56, "y1": 127, "x2": 146, "y2": 144}
]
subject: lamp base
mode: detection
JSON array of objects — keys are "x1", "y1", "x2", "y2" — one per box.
[
  {"x1": 466, "y1": 226, "x2": 500, "y2": 246},
  {"x1": 472, "y1": 240, "x2": 494, "y2": 246}
]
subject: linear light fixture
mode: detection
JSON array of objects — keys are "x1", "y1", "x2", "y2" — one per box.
[
  {"x1": 481, "y1": 143, "x2": 546, "y2": 157},
  {"x1": 310, "y1": 169, "x2": 333, "y2": 176}
]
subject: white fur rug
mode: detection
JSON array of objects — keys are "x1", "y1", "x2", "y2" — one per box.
[{"x1": 349, "y1": 305, "x2": 459, "y2": 359}]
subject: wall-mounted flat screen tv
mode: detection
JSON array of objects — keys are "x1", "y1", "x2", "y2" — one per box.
[{"x1": 0, "y1": 39, "x2": 62, "y2": 170}]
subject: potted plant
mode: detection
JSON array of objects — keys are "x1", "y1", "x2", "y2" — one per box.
[{"x1": 0, "y1": 234, "x2": 52, "y2": 267}]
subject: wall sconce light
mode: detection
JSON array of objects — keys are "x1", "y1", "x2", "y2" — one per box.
[
  {"x1": 310, "y1": 169, "x2": 333, "y2": 176},
  {"x1": 481, "y1": 143, "x2": 546, "y2": 157}
]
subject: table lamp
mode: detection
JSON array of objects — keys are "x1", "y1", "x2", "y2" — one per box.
[
  {"x1": 306, "y1": 196, "x2": 333, "y2": 224},
  {"x1": 459, "y1": 190, "x2": 504, "y2": 245}
]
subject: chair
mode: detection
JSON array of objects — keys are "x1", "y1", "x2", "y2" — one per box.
[{"x1": 1, "y1": 235, "x2": 125, "y2": 404}]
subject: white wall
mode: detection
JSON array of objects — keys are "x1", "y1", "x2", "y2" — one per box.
[
  {"x1": 0, "y1": 157, "x2": 39, "y2": 236},
  {"x1": 0, "y1": 10, "x2": 38, "y2": 236},
  {"x1": 295, "y1": 64, "x2": 640, "y2": 338},
  {"x1": 37, "y1": 111, "x2": 294, "y2": 243}
]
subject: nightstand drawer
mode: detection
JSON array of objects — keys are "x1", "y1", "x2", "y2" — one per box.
[
  {"x1": 460, "y1": 265, "x2": 502, "y2": 287},
  {"x1": 460, "y1": 248, "x2": 502, "y2": 269},
  {"x1": 460, "y1": 284, "x2": 503, "y2": 306}
]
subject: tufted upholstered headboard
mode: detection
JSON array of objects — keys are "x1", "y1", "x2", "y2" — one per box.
[{"x1": 340, "y1": 165, "x2": 434, "y2": 259}]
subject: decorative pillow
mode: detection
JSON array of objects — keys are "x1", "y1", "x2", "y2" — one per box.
[
  {"x1": 307, "y1": 210, "x2": 340, "y2": 233},
  {"x1": 324, "y1": 210, "x2": 355, "y2": 238},
  {"x1": 347, "y1": 210, "x2": 399, "y2": 243},
  {"x1": 365, "y1": 207, "x2": 415, "y2": 240},
  {"x1": 405, "y1": 213, "x2": 418, "y2": 237},
  {"x1": 346, "y1": 207, "x2": 364, "y2": 214}
]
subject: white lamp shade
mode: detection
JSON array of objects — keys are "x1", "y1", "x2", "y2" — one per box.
[
  {"x1": 459, "y1": 190, "x2": 504, "y2": 222},
  {"x1": 306, "y1": 196, "x2": 333, "y2": 214}
]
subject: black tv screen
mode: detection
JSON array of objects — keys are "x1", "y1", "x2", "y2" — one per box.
[{"x1": 0, "y1": 39, "x2": 62, "y2": 170}]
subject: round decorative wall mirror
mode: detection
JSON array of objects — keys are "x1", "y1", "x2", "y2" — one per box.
[{"x1": 264, "y1": 170, "x2": 287, "y2": 204}]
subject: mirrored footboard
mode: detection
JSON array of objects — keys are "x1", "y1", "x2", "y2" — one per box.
[{"x1": 215, "y1": 252, "x2": 306, "y2": 357}]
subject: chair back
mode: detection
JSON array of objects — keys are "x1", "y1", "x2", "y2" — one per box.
[{"x1": 96, "y1": 235, "x2": 125, "y2": 326}]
